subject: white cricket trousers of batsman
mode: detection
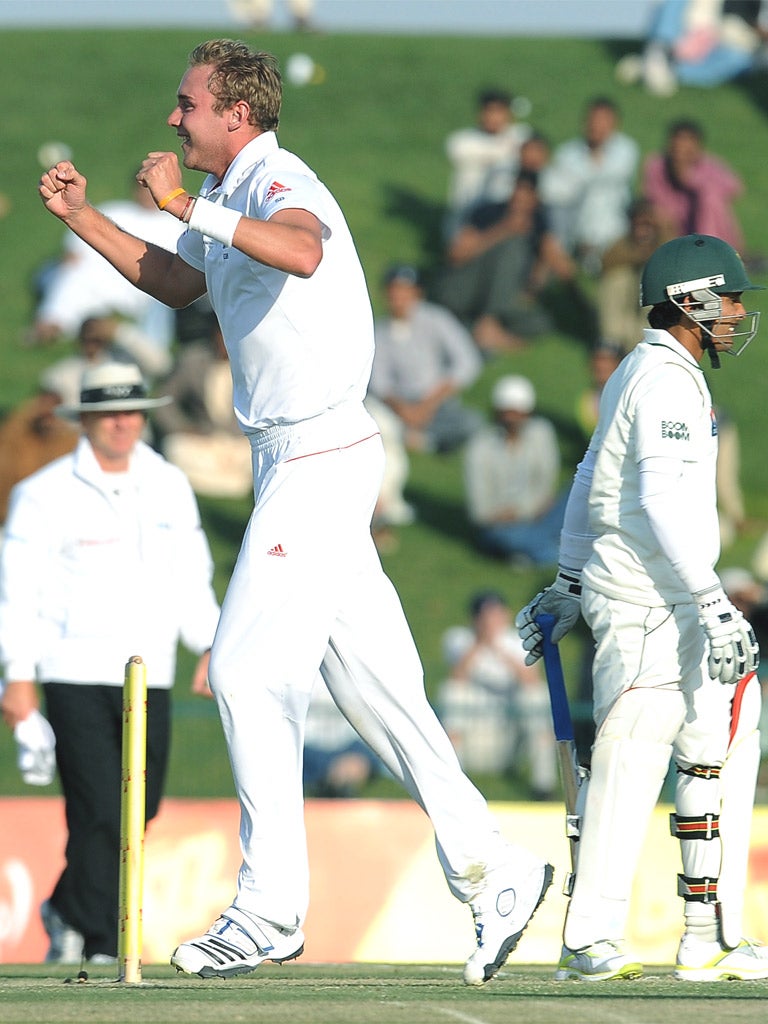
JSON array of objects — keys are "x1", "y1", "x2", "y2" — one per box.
[
  {"x1": 563, "y1": 589, "x2": 760, "y2": 951},
  {"x1": 207, "y1": 402, "x2": 536, "y2": 931}
]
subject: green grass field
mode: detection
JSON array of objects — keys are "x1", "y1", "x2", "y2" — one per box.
[
  {"x1": 2, "y1": 962, "x2": 768, "y2": 1024},
  {"x1": 2, "y1": 27, "x2": 768, "y2": 806}
]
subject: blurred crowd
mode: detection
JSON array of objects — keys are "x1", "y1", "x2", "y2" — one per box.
[{"x1": 3, "y1": 2, "x2": 768, "y2": 804}]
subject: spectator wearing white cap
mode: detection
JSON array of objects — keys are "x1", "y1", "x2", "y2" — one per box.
[
  {"x1": 0, "y1": 362, "x2": 220, "y2": 964},
  {"x1": 463, "y1": 374, "x2": 567, "y2": 565}
]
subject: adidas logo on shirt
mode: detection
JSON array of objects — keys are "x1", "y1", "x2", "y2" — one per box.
[{"x1": 265, "y1": 180, "x2": 291, "y2": 201}]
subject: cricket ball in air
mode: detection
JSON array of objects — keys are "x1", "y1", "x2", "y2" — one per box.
[
  {"x1": 37, "y1": 141, "x2": 73, "y2": 169},
  {"x1": 285, "y1": 52, "x2": 325, "y2": 86}
]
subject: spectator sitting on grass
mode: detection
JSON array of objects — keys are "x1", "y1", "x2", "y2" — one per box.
[
  {"x1": 438, "y1": 589, "x2": 556, "y2": 800},
  {"x1": 368, "y1": 264, "x2": 484, "y2": 453}
]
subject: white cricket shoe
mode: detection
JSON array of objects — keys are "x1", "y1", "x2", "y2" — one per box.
[
  {"x1": 675, "y1": 935, "x2": 768, "y2": 981},
  {"x1": 171, "y1": 915, "x2": 305, "y2": 978},
  {"x1": 40, "y1": 900, "x2": 85, "y2": 964},
  {"x1": 463, "y1": 861, "x2": 554, "y2": 985},
  {"x1": 555, "y1": 939, "x2": 643, "y2": 981}
]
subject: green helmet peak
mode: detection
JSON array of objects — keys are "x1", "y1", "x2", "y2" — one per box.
[{"x1": 640, "y1": 234, "x2": 761, "y2": 307}]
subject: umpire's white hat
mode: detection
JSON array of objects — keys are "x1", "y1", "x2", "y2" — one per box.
[{"x1": 58, "y1": 362, "x2": 172, "y2": 415}]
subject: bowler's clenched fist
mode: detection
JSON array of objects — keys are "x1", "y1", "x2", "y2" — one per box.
[
  {"x1": 38, "y1": 161, "x2": 88, "y2": 220},
  {"x1": 136, "y1": 151, "x2": 182, "y2": 209}
]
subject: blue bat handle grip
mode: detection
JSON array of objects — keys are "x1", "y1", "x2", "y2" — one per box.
[
  {"x1": 537, "y1": 612, "x2": 556, "y2": 642},
  {"x1": 535, "y1": 612, "x2": 575, "y2": 743}
]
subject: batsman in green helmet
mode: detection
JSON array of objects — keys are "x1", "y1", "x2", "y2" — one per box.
[
  {"x1": 515, "y1": 233, "x2": 768, "y2": 981},
  {"x1": 640, "y1": 233, "x2": 762, "y2": 368}
]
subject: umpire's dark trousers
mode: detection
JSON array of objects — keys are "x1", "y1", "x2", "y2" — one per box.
[{"x1": 43, "y1": 683, "x2": 170, "y2": 959}]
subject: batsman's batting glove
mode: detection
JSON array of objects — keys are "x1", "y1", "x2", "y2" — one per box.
[
  {"x1": 694, "y1": 584, "x2": 760, "y2": 685},
  {"x1": 515, "y1": 567, "x2": 582, "y2": 666}
]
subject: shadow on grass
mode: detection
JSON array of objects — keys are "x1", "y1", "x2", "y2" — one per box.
[
  {"x1": 381, "y1": 183, "x2": 446, "y2": 274},
  {"x1": 402, "y1": 485, "x2": 477, "y2": 549},
  {"x1": 734, "y1": 68, "x2": 768, "y2": 119},
  {"x1": 543, "y1": 280, "x2": 600, "y2": 348}
]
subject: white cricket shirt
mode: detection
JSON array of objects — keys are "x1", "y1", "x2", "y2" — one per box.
[
  {"x1": 0, "y1": 438, "x2": 220, "y2": 687},
  {"x1": 583, "y1": 329, "x2": 720, "y2": 606},
  {"x1": 177, "y1": 133, "x2": 374, "y2": 433}
]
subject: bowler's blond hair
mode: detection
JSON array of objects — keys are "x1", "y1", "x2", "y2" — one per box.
[{"x1": 189, "y1": 39, "x2": 281, "y2": 132}]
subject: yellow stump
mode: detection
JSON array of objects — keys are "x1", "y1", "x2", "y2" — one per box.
[{"x1": 118, "y1": 656, "x2": 147, "y2": 984}]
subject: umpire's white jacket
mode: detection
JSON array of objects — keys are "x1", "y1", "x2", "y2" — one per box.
[{"x1": 0, "y1": 437, "x2": 220, "y2": 688}]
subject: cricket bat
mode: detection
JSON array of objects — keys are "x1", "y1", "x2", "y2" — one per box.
[{"x1": 535, "y1": 612, "x2": 587, "y2": 895}]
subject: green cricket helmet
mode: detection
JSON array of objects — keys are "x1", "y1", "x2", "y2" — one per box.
[{"x1": 640, "y1": 234, "x2": 763, "y2": 367}]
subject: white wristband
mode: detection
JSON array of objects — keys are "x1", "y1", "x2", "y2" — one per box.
[{"x1": 188, "y1": 197, "x2": 242, "y2": 247}]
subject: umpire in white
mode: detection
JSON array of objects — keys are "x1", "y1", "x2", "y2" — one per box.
[
  {"x1": 0, "y1": 362, "x2": 221, "y2": 963},
  {"x1": 517, "y1": 234, "x2": 768, "y2": 981}
]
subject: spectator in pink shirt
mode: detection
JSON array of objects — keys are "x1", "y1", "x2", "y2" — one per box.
[{"x1": 642, "y1": 119, "x2": 745, "y2": 250}]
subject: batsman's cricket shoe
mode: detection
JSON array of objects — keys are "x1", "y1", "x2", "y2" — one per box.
[
  {"x1": 555, "y1": 939, "x2": 643, "y2": 981},
  {"x1": 463, "y1": 860, "x2": 554, "y2": 985},
  {"x1": 171, "y1": 914, "x2": 304, "y2": 978},
  {"x1": 674, "y1": 935, "x2": 768, "y2": 981}
]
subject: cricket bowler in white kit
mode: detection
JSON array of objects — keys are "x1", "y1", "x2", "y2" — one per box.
[
  {"x1": 517, "y1": 234, "x2": 768, "y2": 981},
  {"x1": 37, "y1": 39, "x2": 553, "y2": 983}
]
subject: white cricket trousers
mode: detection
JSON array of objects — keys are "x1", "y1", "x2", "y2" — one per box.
[
  {"x1": 563, "y1": 589, "x2": 753, "y2": 949},
  {"x1": 208, "y1": 402, "x2": 533, "y2": 930}
]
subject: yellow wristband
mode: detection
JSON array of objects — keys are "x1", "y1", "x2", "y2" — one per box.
[{"x1": 158, "y1": 187, "x2": 186, "y2": 210}]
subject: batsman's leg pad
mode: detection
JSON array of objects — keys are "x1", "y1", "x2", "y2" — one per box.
[
  {"x1": 673, "y1": 767, "x2": 721, "y2": 880},
  {"x1": 674, "y1": 674, "x2": 761, "y2": 949},
  {"x1": 673, "y1": 748, "x2": 725, "y2": 943}
]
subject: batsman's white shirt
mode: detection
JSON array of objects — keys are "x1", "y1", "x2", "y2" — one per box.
[
  {"x1": 177, "y1": 132, "x2": 373, "y2": 433},
  {"x1": 0, "y1": 437, "x2": 220, "y2": 687},
  {"x1": 583, "y1": 329, "x2": 719, "y2": 607}
]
